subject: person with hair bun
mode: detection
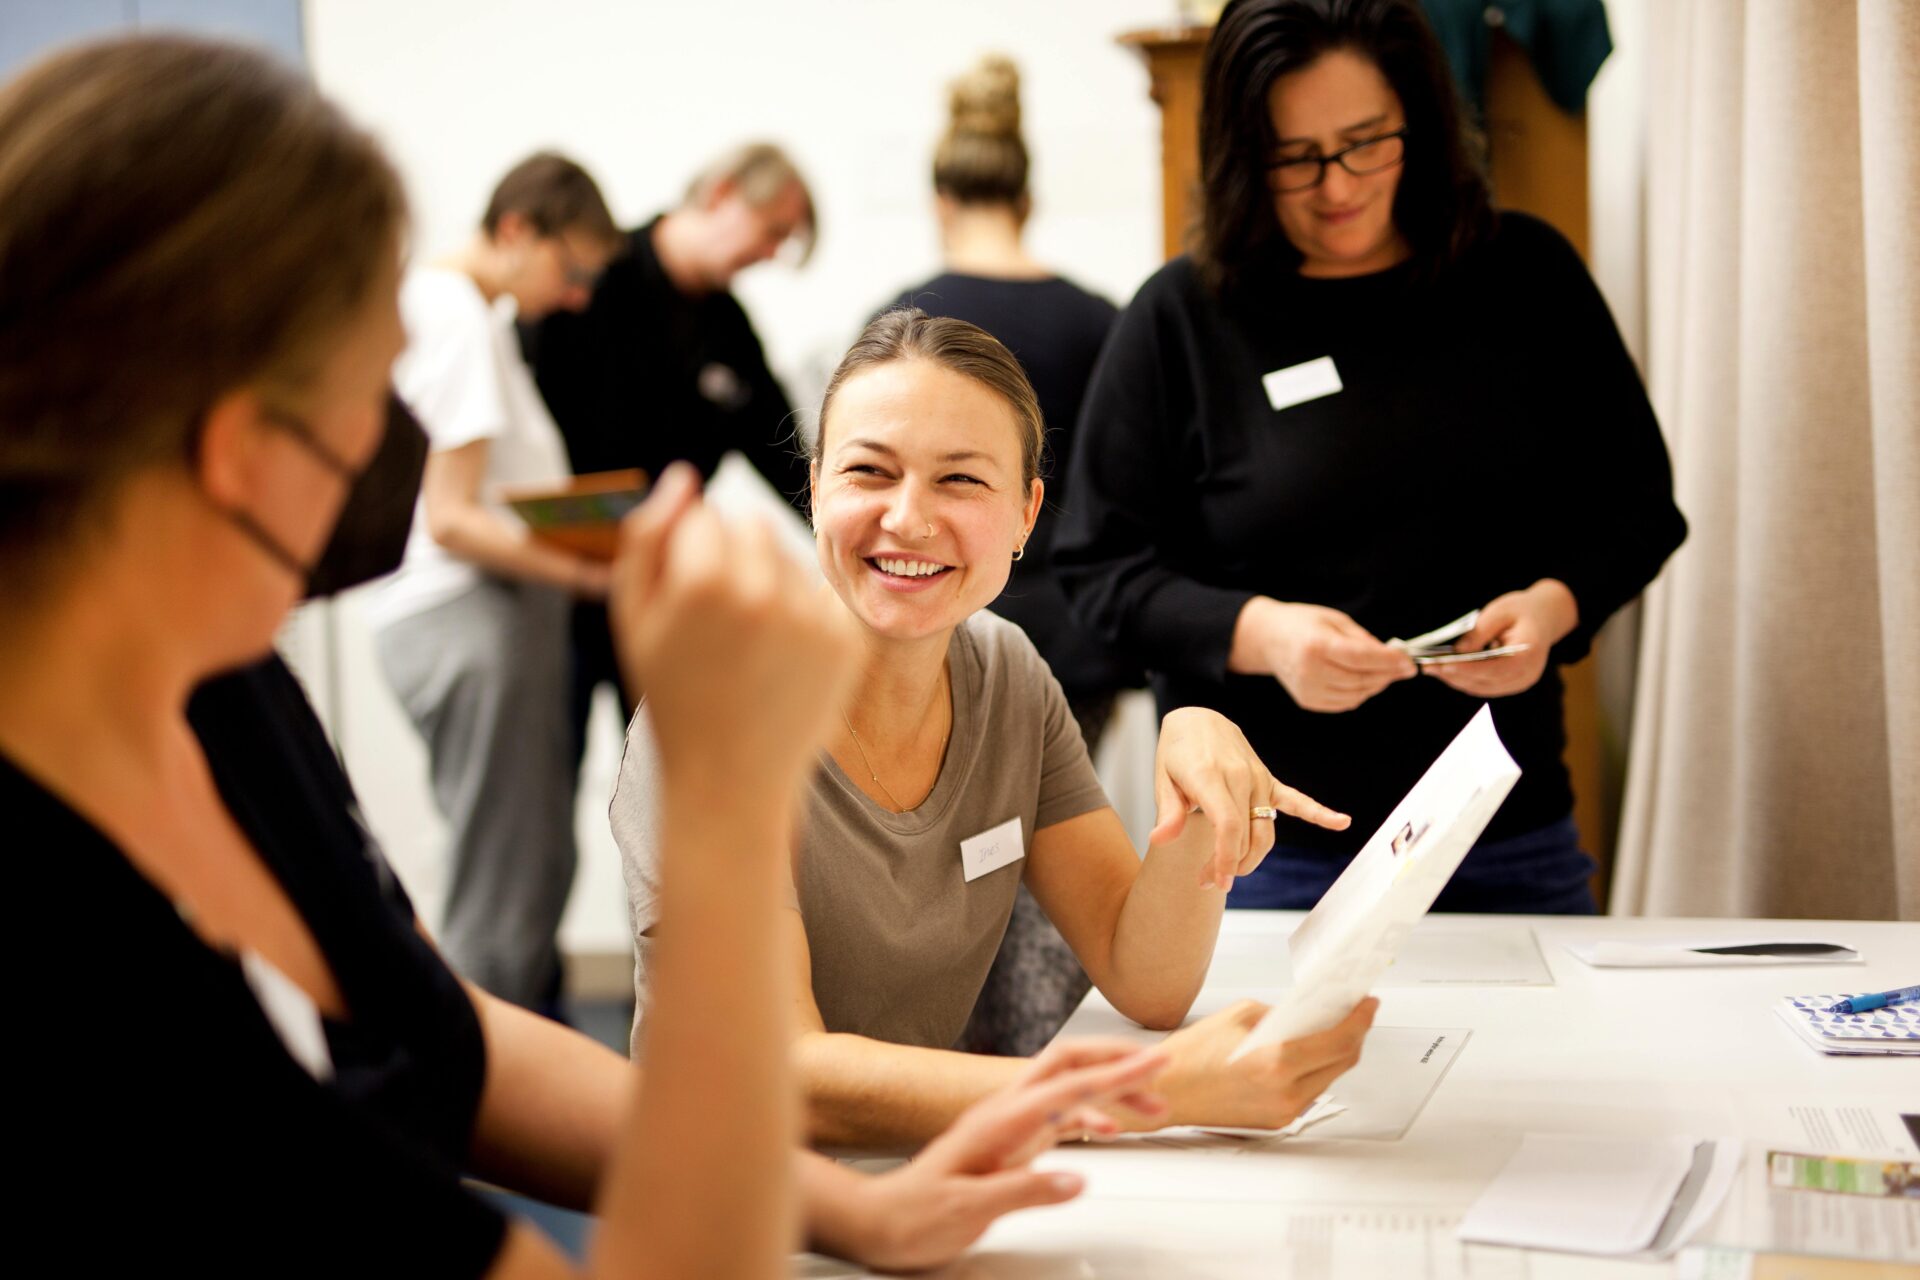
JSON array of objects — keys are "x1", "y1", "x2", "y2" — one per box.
[
  {"x1": 616, "y1": 308, "x2": 1378, "y2": 1151},
  {"x1": 1054, "y1": 0, "x2": 1685, "y2": 914},
  {"x1": 3, "y1": 36, "x2": 1187, "y2": 1276},
  {"x1": 883, "y1": 54, "x2": 1142, "y2": 1058}
]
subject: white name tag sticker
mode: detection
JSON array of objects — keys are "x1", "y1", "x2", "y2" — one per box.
[
  {"x1": 1262, "y1": 356, "x2": 1344, "y2": 412},
  {"x1": 960, "y1": 816, "x2": 1025, "y2": 883}
]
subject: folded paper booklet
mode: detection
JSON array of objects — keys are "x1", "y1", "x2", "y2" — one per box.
[
  {"x1": 1229, "y1": 705, "x2": 1520, "y2": 1060},
  {"x1": 499, "y1": 468, "x2": 650, "y2": 561},
  {"x1": 1564, "y1": 939, "x2": 1862, "y2": 968}
]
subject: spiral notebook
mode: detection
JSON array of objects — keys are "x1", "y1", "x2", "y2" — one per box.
[{"x1": 1774, "y1": 994, "x2": 1920, "y2": 1057}]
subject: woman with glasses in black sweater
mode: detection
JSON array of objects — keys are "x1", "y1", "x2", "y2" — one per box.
[{"x1": 1055, "y1": 0, "x2": 1686, "y2": 915}]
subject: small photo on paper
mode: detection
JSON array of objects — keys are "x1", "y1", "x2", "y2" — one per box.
[{"x1": 1391, "y1": 818, "x2": 1432, "y2": 858}]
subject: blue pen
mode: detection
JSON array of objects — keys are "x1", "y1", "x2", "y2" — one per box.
[{"x1": 1825, "y1": 985, "x2": 1920, "y2": 1015}]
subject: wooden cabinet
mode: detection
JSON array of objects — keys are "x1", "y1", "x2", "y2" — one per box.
[{"x1": 1119, "y1": 25, "x2": 1615, "y2": 899}]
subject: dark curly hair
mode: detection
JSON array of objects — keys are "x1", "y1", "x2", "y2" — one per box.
[{"x1": 1195, "y1": 0, "x2": 1492, "y2": 295}]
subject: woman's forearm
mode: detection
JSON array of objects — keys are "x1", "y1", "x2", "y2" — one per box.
[
  {"x1": 794, "y1": 1031, "x2": 1027, "y2": 1150},
  {"x1": 1103, "y1": 823, "x2": 1226, "y2": 1030},
  {"x1": 431, "y1": 502, "x2": 597, "y2": 591},
  {"x1": 465, "y1": 988, "x2": 629, "y2": 1212},
  {"x1": 592, "y1": 791, "x2": 799, "y2": 1279}
]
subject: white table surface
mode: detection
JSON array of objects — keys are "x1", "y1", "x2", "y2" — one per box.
[{"x1": 802, "y1": 912, "x2": 1919, "y2": 1278}]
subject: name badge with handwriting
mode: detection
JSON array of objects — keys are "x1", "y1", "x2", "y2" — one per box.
[{"x1": 960, "y1": 816, "x2": 1025, "y2": 883}]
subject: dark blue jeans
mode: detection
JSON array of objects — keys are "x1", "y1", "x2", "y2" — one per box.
[{"x1": 1227, "y1": 814, "x2": 1598, "y2": 915}]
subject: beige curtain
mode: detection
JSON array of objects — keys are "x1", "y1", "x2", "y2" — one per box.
[{"x1": 1612, "y1": 0, "x2": 1919, "y2": 920}]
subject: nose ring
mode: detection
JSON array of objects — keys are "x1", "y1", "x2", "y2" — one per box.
[{"x1": 922, "y1": 522, "x2": 936, "y2": 540}]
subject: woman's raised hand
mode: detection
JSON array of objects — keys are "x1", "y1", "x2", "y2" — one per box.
[
  {"x1": 1232, "y1": 597, "x2": 1417, "y2": 713},
  {"x1": 609, "y1": 462, "x2": 864, "y2": 794},
  {"x1": 837, "y1": 1039, "x2": 1169, "y2": 1272},
  {"x1": 1148, "y1": 707, "x2": 1350, "y2": 890}
]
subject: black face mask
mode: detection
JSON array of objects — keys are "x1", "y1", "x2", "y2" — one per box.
[{"x1": 302, "y1": 392, "x2": 428, "y2": 599}]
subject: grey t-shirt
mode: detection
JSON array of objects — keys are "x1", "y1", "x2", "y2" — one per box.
[{"x1": 612, "y1": 611, "x2": 1110, "y2": 1052}]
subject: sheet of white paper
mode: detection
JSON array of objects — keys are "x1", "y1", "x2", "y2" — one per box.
[
  {"x1": 1232, "y1": 707, "x2": 1520, "y2": 1058},
  {"x1": 1141, "y1": 1095, "x2": 1348, "y2": 1146},
  {"x1": 1735, "y1": 1098, "x2": 1920, "y2": 1159},
  {"x1": 1458, "y1": 1133, "x2": 1698, "y2": 1255},
  {"x1": 1259, "y1": 1206, "x2": 1534, "y2": 1280},
  {"x1": 1207, "y1": 923, "x2": 1553, "y2": 989},
  {"x1": 1310, "y1": 1025, "x2": 1468, "y2": 1141},
  {"x1": 1563, "y1": 939, "x2": 1862, "y2": 968},
  {"x1": 1115, "y1": 1026, "x2": 1467, "y2": 1153}
]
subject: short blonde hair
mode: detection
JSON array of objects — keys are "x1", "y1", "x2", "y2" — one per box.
[{"x1": 684, "y1": 141, "x2": 817, "y2": 264}]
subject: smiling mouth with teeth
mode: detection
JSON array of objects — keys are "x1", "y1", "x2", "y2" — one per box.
[{"x1": 869, "y1": 556, "x2": 954, "y2": 579}]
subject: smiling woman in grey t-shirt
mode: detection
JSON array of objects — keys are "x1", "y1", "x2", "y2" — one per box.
[{"x1": 614, "y1": 310, "x2": 1378, "y2": 1149}]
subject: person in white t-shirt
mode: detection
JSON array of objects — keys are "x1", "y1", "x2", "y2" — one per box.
[{"x1": 367, "y1": 153, "x2": 625, "y2": 1011}]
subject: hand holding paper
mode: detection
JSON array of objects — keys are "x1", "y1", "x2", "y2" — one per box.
[
  {"x1": 1230, "y1": 706, "x2": 1523, "y2": 1059},
  {"x1": 1150, "y1": 997, "x2": 1377, "y2": 1131}
]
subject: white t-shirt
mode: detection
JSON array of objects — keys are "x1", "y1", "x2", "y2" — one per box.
[{"x1": 362, "y1": 267, "x2": 572, "y2": 628}]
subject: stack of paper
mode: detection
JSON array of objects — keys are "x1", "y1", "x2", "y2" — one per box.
[
  {"x1": 1386, "y1": 610, "x2": 1529, "y2": 666},
  {"x1": 1458, "y1": 1133, "x2": 1743, "y2": 1259},
  {"x1": 1774, "y1": 996, "x2": 1920, "y2": 1057}
]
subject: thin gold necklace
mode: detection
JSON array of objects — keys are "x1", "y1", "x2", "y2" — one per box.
[{"x1": 842, "y1": 696, "x2": 950, "y2": 813}]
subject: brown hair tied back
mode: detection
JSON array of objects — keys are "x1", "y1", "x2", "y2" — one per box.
[
  {"x1": 933, "y1": 54, "x2": 1029, "y2": 206},
  {"x1": 813, "y1": 309, "x2": 1045, "y2": 487},
  {"x1": 0, "y1": 35, "x2": 406, "y2": 585}
]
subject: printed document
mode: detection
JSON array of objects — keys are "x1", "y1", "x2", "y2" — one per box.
[{"x1": 1232, "y1": 706, "x2": 1520, "y2": 1058}]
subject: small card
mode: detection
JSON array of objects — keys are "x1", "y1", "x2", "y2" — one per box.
[
  {"x1": 959, "y1": 815, "x2": 1024, "y2": 883},
  {"x1": 1263, "y1": 356, "x2": 1343, "y2": 412},
  {"x1": 1390, "y1": 610, "x2": 1479, "y2": 653},
  {"x1": 1413, "y1": 644, "x2": 1531, "y2": 667}
]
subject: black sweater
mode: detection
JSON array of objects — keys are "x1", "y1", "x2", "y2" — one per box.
[
  {"x1": 20, "y1": 656, "x2": 504, "y2": 1271},
  {"x1": 885, "y1": 272, "x2": 1139, "y2": 701},
  {"x1": 524, "y1": 216, "x2": 811, "y2": 512},
  {"x1": 1054, "y1": 213, "x2": 1686, "y2": 854}
]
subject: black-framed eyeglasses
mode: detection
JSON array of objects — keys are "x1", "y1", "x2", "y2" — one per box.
[{"x1": 1266, "y1": 128, "x2": 1409, "y2": 193}]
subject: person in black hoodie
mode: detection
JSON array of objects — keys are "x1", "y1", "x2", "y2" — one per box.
[{"x1": 524, "y1": 143, "x2": 818, "y2": 769}]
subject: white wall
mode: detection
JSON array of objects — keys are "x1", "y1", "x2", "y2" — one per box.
[
  {"x1": 306, "y1": 0, "x2": 1174, "y2": 413},
  {"x1": 297, "y1": 0, "x2": 1179, "y2": 963}
]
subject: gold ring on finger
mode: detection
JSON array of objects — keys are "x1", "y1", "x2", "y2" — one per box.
[{"x1": 1250, "y1": 805, "x2": 1279, "y2": 821}]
